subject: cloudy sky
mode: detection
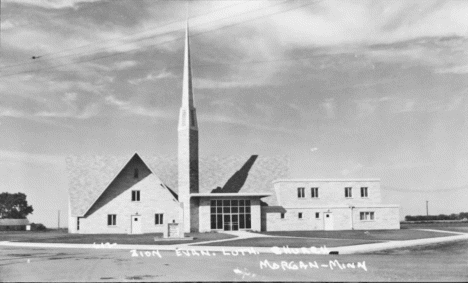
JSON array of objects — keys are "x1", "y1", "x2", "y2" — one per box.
[{"x1": 1, "y1": 0, "x2": 468, "y2": 227}]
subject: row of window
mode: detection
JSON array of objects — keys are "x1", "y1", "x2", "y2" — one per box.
[
  {"x1": 297, "y1": 187, "x2": 369, "y2": 199},
  {"x1": 279, "y1": 211, "x2": 375, "y2": 221},
  {"x1": 94, "y1": 214, "x2": 165, "y2": 227}
]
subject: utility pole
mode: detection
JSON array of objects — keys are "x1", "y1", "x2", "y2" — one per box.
[
  {"x1": 426, "y1": 201, "x2": 428, "y2": 216},
  {"x1": 58, "y1": 210, "x2": 60, "y2": 229}
]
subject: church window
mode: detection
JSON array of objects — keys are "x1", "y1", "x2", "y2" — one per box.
[
  {"x1": 361, "y1": 187, "x2": 368, "y2": 198},
  {"x1": 316, "y1": 212, "x2": 320, "y2": 219},
  {"x1": 77, "y1": 217, "x2": 80, "y2": 230},
  {"x1": 311, "y1": 187, "x2": 319, "y2": 198},
  {"x1": 298, "y1": 187, "x2": 305, "y2": 198},
  {"x1": 134, "y1": 168, "x2": 139, "y2": 178},
  {"x1": 345, "y1": 187, "x2": 352, "y2": 198},
  {"x1": 298, "y1": 212, "x2": 303, "y2": 219},
  {"x1": 210, "y1": 199, "x2": 251, "y2": 230},
  {"x1": 360, "y1": 211, "x2": 374, "y2": 221},
  {"x1": 132, "y1": 190, "x2": 140, "y2": 201},
  {"x1": 107, "y1": 214, "x2": 116, "y2": 226},
  {"x1": 280, "y1": 213, "x2": 285, "y2": 219},
  {"x1": 155, "y1": 214, "x2": 164, "y2": 225}
]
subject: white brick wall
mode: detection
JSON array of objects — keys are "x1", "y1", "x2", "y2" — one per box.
[
  {"x1": 265, "y1": 206, "x2": 400, "y2": 231},
  {"x1": 69, "y1": 158, "x2": 182, "y2": 234}
]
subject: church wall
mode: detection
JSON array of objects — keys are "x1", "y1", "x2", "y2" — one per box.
[
  {"x1": 73, "y1": 158, "x2": 181, "y2": 234},
  {"x1": 265, "y1": 206, "x2": 400, "y2": 231},
  {"x1": 274, "y1": 180, "x2": 382, "y2": 208}
]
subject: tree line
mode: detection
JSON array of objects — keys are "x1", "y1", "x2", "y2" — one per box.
[{"x1": 405, "y1": 212, "x2": 468, "y2": 221}]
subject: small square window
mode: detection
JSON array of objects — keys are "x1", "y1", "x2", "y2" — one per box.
[
  {"x1": 315, "y1": 212, "x2": 320, "y2": 219},
  {"x1": 281, "y1": 213, "x2": 285, "y2": 219},
  {"x1": 298, "y1": 212, "x2": 303, "y2": 219}
]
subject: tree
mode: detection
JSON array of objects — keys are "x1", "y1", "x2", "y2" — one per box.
[{"x1": 0, "y1": 192, "x2": 34, "y2": 219}]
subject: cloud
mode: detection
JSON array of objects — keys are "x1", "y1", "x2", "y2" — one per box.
[
  {"x1": 114, "y1": 60, "x2": 138, "y2": 70},
  {"x1": 0, "y1": 107, "x2": 25, "y2": 118},
  {"x1": 104, "y1": 95, "x2": 172, "y2": 118},
  {"x1": 194, "y1": 78, "x2": 268, "y2": 89},
  {"x1": 0, "y1": 20, "x2": 15, "y2": 31},
  {"x1": 0, "y1": 150, "x2": 63, "y2": 165},
  {"x1": 128, "y1": 69, "x2": 177, "y2": 85},
  {"x1": 3, "y1": 0, "x2": 103, "y2": 9}
]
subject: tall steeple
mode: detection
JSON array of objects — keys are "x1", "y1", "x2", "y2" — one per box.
[{"x1": 178, "y1": 18, "x2": 199, "y2": 233}]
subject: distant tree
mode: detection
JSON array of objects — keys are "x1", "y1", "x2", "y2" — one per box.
[{"x1": 0, "y1": 192, "x2": 34, "y2": 219}]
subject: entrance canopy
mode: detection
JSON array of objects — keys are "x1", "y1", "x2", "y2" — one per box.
[{"x1": 190, "y1": 192, "x2": 272, "y2": 198}]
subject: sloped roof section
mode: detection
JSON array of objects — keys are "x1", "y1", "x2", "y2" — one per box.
[{"x1": 67, "y1": 154, "x2": 289, "y2": 216}]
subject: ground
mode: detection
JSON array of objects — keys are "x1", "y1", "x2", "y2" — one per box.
[
  {"x1": 0, "y1": 240, "x2": 467, "y2": 281},
  {"x1": 0, "y1": 222, "x2": 467, "y2": 281},
  {"x1": 0, "y1": 230, "x2": 235, "y2": 245}
]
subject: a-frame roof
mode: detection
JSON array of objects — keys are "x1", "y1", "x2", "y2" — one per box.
[{"x1": 67, "y1": 154, "x2": 289, "y2": 216}]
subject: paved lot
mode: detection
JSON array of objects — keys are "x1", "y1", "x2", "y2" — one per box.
[{"x1": 1, "y1": 240, "x2": 467, "y2": 282}]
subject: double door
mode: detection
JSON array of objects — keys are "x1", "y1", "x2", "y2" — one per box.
[{"x1": 223, "y1": 214, "x2": 239, "y2": 231}]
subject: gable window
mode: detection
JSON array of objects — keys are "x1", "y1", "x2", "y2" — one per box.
[
  {"x1": 107, "y1": 214, "x2": 116, "y2": 226},
  {"x1": 345, "y1": 187, "x2": 352, "y2": 198},
  {"x1": 311, "y1": 187, "x2": 319, "y2": 198},
  {"x1": 360, "y1": 211, "x2": 374, "y2": 221},
  {"x1": 132, "y1": 190, "x2": 140, "y2": 201},
  {"x1": 315, "y1": 212, "x2": 320, "y2": 219},
  {"x1": 134, "y1": 168, "x2": 139, "y2": 178},
  {"x1": 280, "y1": 213, "x2": 285, "y2": 219},
  {"x1": 298, "y1": 212, "x2": 303, "y2": 219},
  {"x1": 297, "y1": 187, "x2": 305, "y2": 198},
  {"x1": 155, "y1": 214, "x2": 164, "y2": 225},
  {"x1": 361, "y1": 187, "x2": 368, "y2": 198}
]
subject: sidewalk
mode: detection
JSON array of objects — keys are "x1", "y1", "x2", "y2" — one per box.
[{"x1": 1, "y1": 229, "x2": 467, "y2": 255}]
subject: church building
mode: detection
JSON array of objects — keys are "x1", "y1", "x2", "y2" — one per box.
[{"x1": 67, "y1": 22, "x2": 399, "y2": 234}]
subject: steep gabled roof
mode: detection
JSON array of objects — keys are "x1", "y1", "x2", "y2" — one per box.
[{"x1": 67, "y1": 154, "x2": 289, "y2": 216}]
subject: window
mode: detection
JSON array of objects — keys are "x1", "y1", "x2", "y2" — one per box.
[
  {"x1": 210, "y1": 199, "x2": 251, "y2": 230},
  {"x1": 311, "y1": 187, "x2": 319, "y2": 198},
  {"x1": 297, "y1": 187, "x2": 305, "y2": 198},
  {"x1": 280, "y1": 213, "x2": 285, "y2": 219},
  {"x1": 345, "y1": 187, "x2": 352, "y2": 198},
  {"x1": 77, "y1": 217, "x2": 80, "y2": 230},
  {"x1": 360, "y1": 212, "x2": 374, "y2": 221},
  {"x1": 107, "y1": 214, "x2": 116, "y2": 226},
  {"x1": 361, "y1": 187, "x2": 368, "y2": 198},
  {"x1": 155, "y1": 214, "x2": 164, "y2": 225},
  {"x1": 315, "y1": 212, "x2": 320, "y2": 219},
  {"x1": 134, "y1": 168, "x2": 139, "y2": 178},
  {"x1": 298, "y1": 212, "x2": 303, "y2": 219},
  {"x1": 132, "y1": 190, "x2": 140, "y2": 201}
]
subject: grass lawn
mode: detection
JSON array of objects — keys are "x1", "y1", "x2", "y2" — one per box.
[
  {"x1": 198, "y1": 237, "x2": 381, "y2": 248},
  {"x1": 372, "y1": 237, "x2": 468, "y2": 255},
  {"x1": 256, "y1": 228, "x2": 456, "y2": 241},
  {"x1": 0, "y1": 230, "x2": 236, "y2": 245},
  {"x1": 401, "y1": 222, "x2": 468, "y2": 233}
]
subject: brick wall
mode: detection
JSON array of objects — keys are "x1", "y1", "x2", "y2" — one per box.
[
  {"x1": 274, "y1": 180, "x2": 382, "y2": 208},
  {"x1": 264, "y1": 205, "x2": 400, "y2": 231},
  {"x1": 70, "y1": 157, "x2": 182, "y2": 234}
]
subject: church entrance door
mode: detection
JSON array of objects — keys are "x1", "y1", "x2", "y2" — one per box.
[{"x1": 131, "y1": 215, "x2": 142, "y2": 234}]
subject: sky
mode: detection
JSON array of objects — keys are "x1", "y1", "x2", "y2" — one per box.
[{"x1": 1, "y1": 0, "x2": 468, "y2": 228}]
